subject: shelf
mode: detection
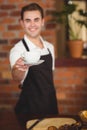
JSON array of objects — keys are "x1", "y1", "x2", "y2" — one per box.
[{"x1": 55, "y1": 58, "x2": 87, "y2": 67}]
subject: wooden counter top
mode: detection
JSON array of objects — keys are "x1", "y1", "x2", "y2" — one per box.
[{"x1": 0, "y1": 109, "x2": 87, "y2": 130}]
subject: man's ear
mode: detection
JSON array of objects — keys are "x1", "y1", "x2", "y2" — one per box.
[{"x1": 19, "y1": 19, "x2": 24, "y2": 28}]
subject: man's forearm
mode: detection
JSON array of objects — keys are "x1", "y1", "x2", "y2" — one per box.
[{"x1": 11, "y1": 66, "x2": 26, "y2": 82}]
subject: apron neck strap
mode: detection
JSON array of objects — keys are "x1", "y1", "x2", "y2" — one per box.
[{"x1": 22, "y1": 38, "x2": 29, "y2": 51}]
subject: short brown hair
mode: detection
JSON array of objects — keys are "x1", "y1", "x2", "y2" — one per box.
[{"x1": 21, "y1": 3, "x2": 44, "y2": 20}]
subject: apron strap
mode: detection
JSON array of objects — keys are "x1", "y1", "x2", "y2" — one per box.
[
  {"x1": 18, "y1": 38, "x2": 29, "y2": 89},
  {"x1": 22, "y1": 38, "x2": 29, "y2": 51},
  {"x1": 47, "y1": 48, "x2": 51, "y2": 54}
]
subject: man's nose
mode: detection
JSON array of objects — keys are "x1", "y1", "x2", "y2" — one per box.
[{"x1": 30, "y1": 21, "x2": 35, "y2": 26}]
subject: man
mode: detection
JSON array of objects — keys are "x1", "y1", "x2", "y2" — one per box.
[{"x1": 9, "y1": 3, "x2": 58, "y2": 118}]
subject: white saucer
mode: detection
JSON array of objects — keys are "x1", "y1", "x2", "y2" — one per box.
[{"x1": 24, "y1": 60, "x2": 44, "y2": 65}]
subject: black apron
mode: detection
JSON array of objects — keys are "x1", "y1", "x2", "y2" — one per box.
[{"x1": 15, "y1": 39, "x2": 58, "y2": 118}]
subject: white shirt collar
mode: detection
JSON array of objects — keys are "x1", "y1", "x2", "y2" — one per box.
[{"x1": 24, "y1": 35, "x2": 46, "y2": 50}]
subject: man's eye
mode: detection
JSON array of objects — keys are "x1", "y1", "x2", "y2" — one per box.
[
  {"x1": 25, "y1": 19, "x2": 31, "y2": 22},
  {"x1": 34, "y1": 18, "x2": 40, "y2": 22}
]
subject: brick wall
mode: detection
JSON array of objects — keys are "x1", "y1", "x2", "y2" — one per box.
[
  {"x1": 54, "y1": 67, "x2": 87, "y2": 115},
  {"x1": 0, "y1": 0, "x2": 87, "y2": 115}
]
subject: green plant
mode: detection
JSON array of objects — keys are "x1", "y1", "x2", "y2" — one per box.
[{"x1": 51, "y1": 1, "x2": 87, "y2": 40}]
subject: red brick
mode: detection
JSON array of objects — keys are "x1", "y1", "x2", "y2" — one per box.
[
  {"x1": 0, "y1": 0, "x2": 4, "y2": 3},
  {"x1": 1, "y1": 18, "x2": 15, "y2": 24},
  {"x1": 0, "y1": 98, "x2": 17, "y2": 105},
  {"x1": 8, "y1": 0, "x2": 22, "y2": 3},
  {"x1": 10, "y1": 10, "x2": 20, "y2": 17},
  {"x1": 0, "y1": 4, "x2": 16, "y2": 10},
  {"x1": 8, "y1": 25, "x2": 21, "y2": 30},
  {"x1": 2, "y1": 32, "x2": 15, "y2": 38},
  {"x1": 0, "y1": 25, "x2": 6, "y2": 31},
  {"x1": 10, "y1": 39, "x2": 21, "y2": 45},
  {"x1": 0, "y1": 12, "x2": 8, "y2": 17},
  {"x1": 2, "y1": 45, "x2": 13, "y2": 51},
  {"x1": 0, "y1": 86, "x2": 20, "y2": 93},
  {"x1": 46, "y1": 23, "x2": 56, "y2": 29},
  {"x1": 18, "y1": 31, "x2": 25, "y2": 38}
]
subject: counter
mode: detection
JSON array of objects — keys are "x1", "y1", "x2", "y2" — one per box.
[{"x1": 0, "y1": 109, "x2": 87, "y2": 130}]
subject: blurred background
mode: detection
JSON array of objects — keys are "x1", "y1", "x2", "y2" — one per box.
[{"x1": 0, "y1": 0, "x2": 87, "y2": 115}]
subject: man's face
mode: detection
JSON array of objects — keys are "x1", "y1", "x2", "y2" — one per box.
[{"x1": 20, "y1": 10, "x2": 44, "y2": 38}]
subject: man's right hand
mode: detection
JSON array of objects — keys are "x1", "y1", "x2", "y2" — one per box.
[
  {"x1": 14, "y1": 58, "x2": 29, "y2": 71},
  {"x1": 11, "y1": 58, "x2": 30, "y2": 81}
]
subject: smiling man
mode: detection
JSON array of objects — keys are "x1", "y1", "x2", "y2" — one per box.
[{"x1": 9, "y1": 3, "x2": 58, "y2": 118}]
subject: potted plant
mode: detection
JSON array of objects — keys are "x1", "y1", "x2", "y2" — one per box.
[{"x1": 51, "y1": 1, "x2": 87, "y2": 58}]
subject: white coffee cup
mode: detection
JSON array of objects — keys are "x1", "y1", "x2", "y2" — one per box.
[{"x1": 21, "y1": 49, "x2": 41, "y2": 64}]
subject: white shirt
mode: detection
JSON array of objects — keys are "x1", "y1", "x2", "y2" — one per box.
[{"x1": 9, "y1": 35, "x2": 55, "y2": 83}]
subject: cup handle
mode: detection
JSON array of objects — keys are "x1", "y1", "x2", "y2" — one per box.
[{"x1": 21, "y1": 53, "x2": 25, "y2": 60}]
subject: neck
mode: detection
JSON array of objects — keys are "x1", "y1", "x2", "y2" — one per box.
[{"x1": 26, "y1": 35, "x2": 44, "y2": 49}]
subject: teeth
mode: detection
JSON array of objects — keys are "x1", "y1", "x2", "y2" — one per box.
[{"x1": 30, "y1": 28, "x2": 36, "y2": 31}]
